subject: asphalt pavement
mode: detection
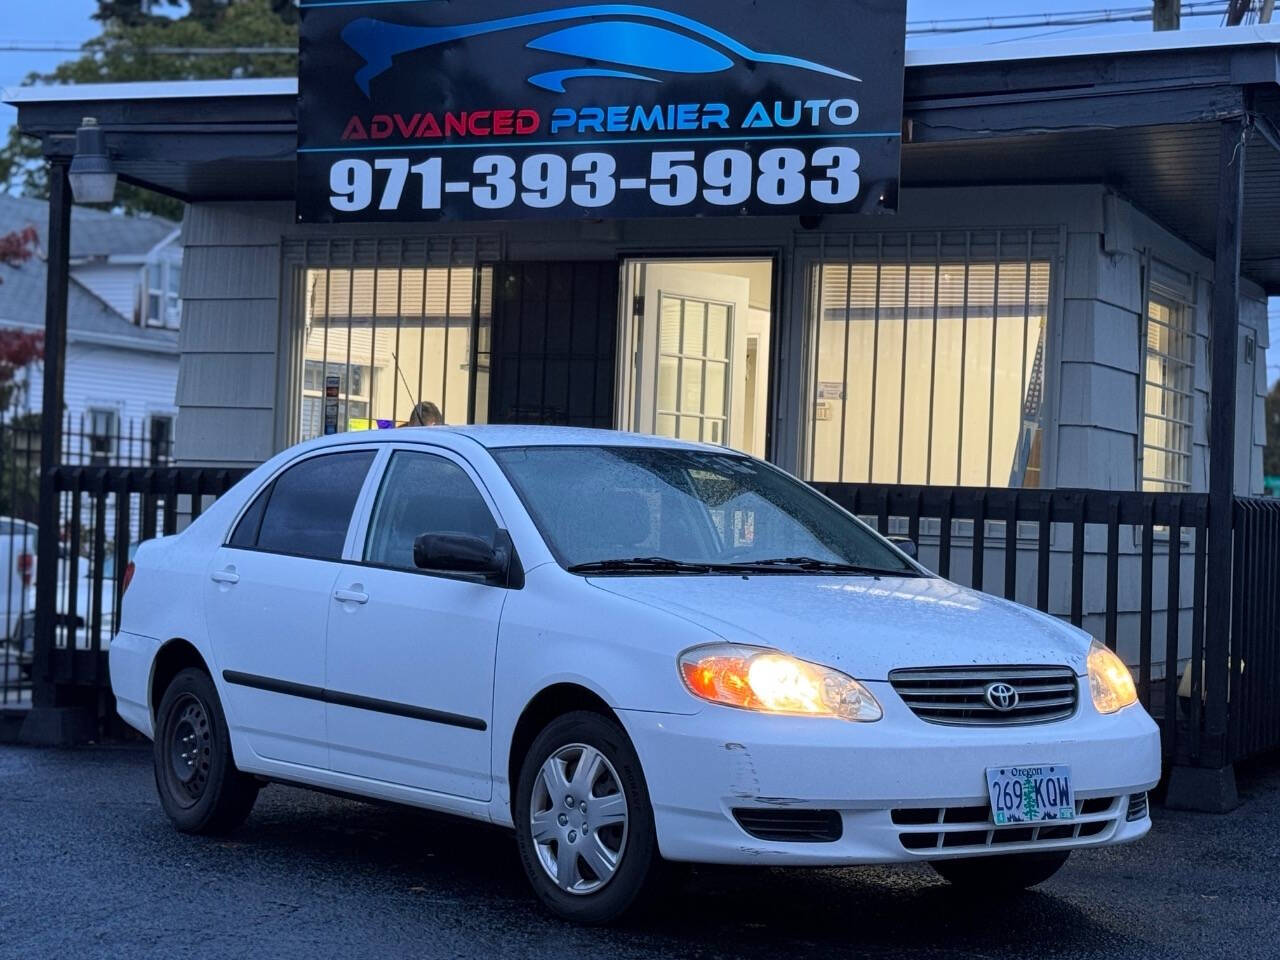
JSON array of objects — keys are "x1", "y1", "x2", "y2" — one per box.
[{"x1": 1, "y1": 742, "x2": 1277, "y2": 960}]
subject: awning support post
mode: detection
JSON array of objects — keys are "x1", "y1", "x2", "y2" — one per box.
[
  {"x1": 19, "y1": 157, "x2": 96, "y2": 745},
  {"x1": 1166, "y1": 117, "x2": 1245, "y2": 812}
]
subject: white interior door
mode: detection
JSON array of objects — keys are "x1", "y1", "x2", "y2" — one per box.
[{"x1": 633, "y1": 265, "x2": 751, "y2": 449}]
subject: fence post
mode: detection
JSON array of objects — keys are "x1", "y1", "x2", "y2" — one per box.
[
  {"x1": 19, "y1": 158, "x2": 96, "y2": 745},
  {"x1": 1165, "y1": 117, "x2": 1245, "y2": 812}
]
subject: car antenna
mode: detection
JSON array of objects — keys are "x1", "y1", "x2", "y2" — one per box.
[{"x1": 390, "y1": 350, "x2": 422, "y2": 420}]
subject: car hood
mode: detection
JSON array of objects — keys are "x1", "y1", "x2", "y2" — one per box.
[{"x1": 587, "y1": 574, "x2": 1089, "y2": 681}]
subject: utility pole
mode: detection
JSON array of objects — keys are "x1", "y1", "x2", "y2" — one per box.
[
  {"x1": 1153, "y1": 0, "x2": 1180, "y2": 30},
  {"x1": 1226, "y1": 0, "x2": 1255, "y2": 25},
  {"x1": 1262, "y1": 0, "x2": 1276, "y2": 23}
]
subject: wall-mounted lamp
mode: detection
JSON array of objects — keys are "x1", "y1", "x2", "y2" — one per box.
[{"x1": 68, "y1": 117, "x2": 117, "y2": 205}]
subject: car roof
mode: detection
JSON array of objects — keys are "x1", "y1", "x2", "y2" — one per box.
[{"x1": 294, "y1": 425, "x2": 728, "y2": 455}]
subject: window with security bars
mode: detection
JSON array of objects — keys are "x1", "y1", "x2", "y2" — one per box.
[
  {"x1": 805, "y1": 229, "x2": 1054, "y2": 488},
  {"x1": 1142, "y1": 264, "x2": 1196, "y2": 491},
  {"x1": 295, "y1": 239, "x2": 494, "y2": 441}
]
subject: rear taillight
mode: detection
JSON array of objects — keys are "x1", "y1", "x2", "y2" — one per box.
[
  {"x1": 16, "y1": 552, "x2": 33, "y2": 586},
  {"x1": 121, "y1": 561, "x2": 136, "y2": 596}
]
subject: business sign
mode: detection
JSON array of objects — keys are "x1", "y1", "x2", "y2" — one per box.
[{"x1": 297, "y1": 1, "x2": 906, "y2": 223}]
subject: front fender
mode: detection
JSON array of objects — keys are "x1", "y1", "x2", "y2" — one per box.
[{"x1": 489, "y1": 565, "x2": 712, "y2": 825}]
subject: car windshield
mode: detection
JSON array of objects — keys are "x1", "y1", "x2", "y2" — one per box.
[{"x1": 492, "y1": 445, "x2": 919, "y2": 576}]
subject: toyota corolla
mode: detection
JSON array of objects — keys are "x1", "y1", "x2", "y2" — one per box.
[{"x1": 109, "y1": 426, "x2": 1160, "y2": 923}]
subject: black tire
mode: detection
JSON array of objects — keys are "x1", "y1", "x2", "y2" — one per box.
[
  {"x1": 513, "y1": 711, "x2": 660, "y2": 924},
  {"x1": 153, "y1": 667, "x2": 260, "y2": 834},
  {"x1": 931, "y1": 850, "x2": 1070, "y2": 892}
]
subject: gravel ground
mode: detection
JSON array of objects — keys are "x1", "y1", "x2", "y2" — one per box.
[{"x1": 0, "y1": 743, "x2": 1277, "y2": 960}]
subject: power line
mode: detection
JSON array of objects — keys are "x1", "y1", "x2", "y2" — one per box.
[
  {"x1": 0, "y1": 2, "x2": 1254, "y2": 53},
  {"x1": 0, "y1": 42, "x2": 294, "y2": 54},
  {"x1": 908, "y1": 2, "x2": 1230, "y2": 35}
]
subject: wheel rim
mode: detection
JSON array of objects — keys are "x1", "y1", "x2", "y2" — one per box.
[
  {"x1": 164, "y1": 693, "x2": 212, "y2": 808},
  {"x1": 529, "y1": 743, "x2": 629, "y2": 896}
]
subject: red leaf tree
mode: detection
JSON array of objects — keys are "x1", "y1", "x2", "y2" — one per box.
[{"x1": 0, "y1": 225, "x2": 46, "y2": 411}]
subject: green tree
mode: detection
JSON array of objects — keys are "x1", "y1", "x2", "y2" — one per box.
[{"x1": 0, "y1": 0, "x2": 296, "y2": 218}]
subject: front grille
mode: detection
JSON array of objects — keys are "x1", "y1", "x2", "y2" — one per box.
[
  {"x1": 733, "y1": 808, "x2": 843, "y2": 843},
  {"x1": 1126, "y1": 792, "x2": 1149, "y2": 822},
  {"x1": 889, "y1": 664, "x2": 1079, "y2": 725},
  {"x1": 892, "y1": 796, "x2": 1122, "y2": 854}
]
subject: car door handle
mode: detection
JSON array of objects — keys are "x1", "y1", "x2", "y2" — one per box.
[
  {"x1": 210, "y1": 568, "x2": 239, "y2": 585},
  {"x1": 333, "y1": 587, "x2": 369, "y2": 605}
]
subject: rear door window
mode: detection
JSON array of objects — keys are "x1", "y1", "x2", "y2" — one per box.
[{"x1": 231, "y1": 450, "x2": 375, "y2": 561}]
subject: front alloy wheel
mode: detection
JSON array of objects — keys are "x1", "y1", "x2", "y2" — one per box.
[
  {"x1": 530, "y1": 743, "x2": 630, "y2": 894},
  {"x1": 514, "y1": 711, "x2": 659, "y2": 923}
]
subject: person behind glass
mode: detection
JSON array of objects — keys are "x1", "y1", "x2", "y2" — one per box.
[{"x1": 406, "y1": 401, "x2": 443, "y2": 426}]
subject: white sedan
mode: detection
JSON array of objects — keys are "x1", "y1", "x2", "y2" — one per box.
[{"x1": 109, "y1": 427, "x2": 1160, "y2": 923}]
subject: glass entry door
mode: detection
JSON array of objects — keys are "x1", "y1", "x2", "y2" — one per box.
[{"x1": 621, "y1": 261, "x2": 768, "y2": 455}]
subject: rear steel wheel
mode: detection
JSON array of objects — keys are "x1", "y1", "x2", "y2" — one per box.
[
  {"x1": 162, "y1": 693, "x2": 213, "y2": 808},
  {"x1": 154, "y1": 667, "x2": 260, "y2": 834}
]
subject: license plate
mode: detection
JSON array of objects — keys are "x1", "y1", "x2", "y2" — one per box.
[{"x1": 986, "y1": 765, "x2": 1074, "y2": 825}]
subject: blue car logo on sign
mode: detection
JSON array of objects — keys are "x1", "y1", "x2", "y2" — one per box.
[{"x1": 340, "y1": 3, "x2": 860, "y2": 96}]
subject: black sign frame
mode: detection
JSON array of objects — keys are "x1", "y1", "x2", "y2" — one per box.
[{"x1": 298, "y1": 0, "x2": 906, "y2": 223}]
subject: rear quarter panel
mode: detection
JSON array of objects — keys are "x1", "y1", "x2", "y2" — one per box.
[{"x1": 110, "y1": 470, "x2": 264, "y2": 732}]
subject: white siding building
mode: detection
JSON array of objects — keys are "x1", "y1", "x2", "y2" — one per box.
[{"x1": 0, "y1": 195, "x2": 181, "y2": 462}]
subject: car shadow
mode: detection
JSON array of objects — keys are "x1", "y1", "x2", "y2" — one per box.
[{"x1": 209, "y1": 783, "x2": 1144, "y2": 957}]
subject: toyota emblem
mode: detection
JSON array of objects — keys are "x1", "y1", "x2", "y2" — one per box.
[{"x1": 984, "y1": 682, "x2": 1020, "y2": 712}]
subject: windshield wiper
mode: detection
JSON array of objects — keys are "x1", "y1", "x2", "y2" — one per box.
[
  {"x1": 729, "y1": 556, "x2": 921, "y2": 577},
  {"x1": 567, "y1": 556, "x2": 715, "y2": 575}
]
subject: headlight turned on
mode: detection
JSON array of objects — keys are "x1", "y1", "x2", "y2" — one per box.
[
  {"x1": 678, "y1": 643, "x2": 882, "y2": 721},
  {"x1": 1087, "y1": 640, "x2": 1138, "y2": 714}
]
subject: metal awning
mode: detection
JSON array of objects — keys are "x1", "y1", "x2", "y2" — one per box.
[{"x1": 8, "y1": 27, "x2": 1280, "y2": 288}]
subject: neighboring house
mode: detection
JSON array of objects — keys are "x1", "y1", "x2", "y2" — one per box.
[{"x1": 0, "y1": 195, "x2": 180, "y2": 464}]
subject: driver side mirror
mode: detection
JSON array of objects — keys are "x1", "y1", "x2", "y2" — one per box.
[{"x1": 413, "y1": 530, "x2": 519, "y2": 586}]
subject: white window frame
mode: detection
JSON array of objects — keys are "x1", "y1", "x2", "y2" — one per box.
[
  {"x1": 147, "y1": 411, "x2": 176, "y2": 465},
  {"x1": 142, "y1": 259, "x2": 181, "y2": 330},
  {"x1": 1140, "y1": 261, "x2": 1197, "y2": 493},
  {"x1": 85, "y1": 406, "x2": 121, "y2": 460}
]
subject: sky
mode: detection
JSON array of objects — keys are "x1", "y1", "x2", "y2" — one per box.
[{"x1": 0, "y1": 0, "x2": 1277, "y2": 386}]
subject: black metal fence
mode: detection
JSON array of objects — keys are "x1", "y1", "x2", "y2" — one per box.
[
  {"x1": 1229, "y1": 497, "x2": 1280, "y2": 761},
  {"x1": 57, "y1": 411, "x2": 176, "y2": 467},
  {"x1": 0, "y1": 417, "x2": 41, "y2": 709},
  {"x1": 26, "y1": 466, "x2": 245, "y2": 704},
  {"x1": 0, "y1": 414, "x2": 179, "y2": 708},
  {"x1": 16, "y1": 461, "x2": 1280, "y2": 770}
]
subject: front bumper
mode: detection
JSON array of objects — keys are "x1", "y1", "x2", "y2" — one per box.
[{"x1": 619, "y1": 680, "x2": 1161, "y2": 866}]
